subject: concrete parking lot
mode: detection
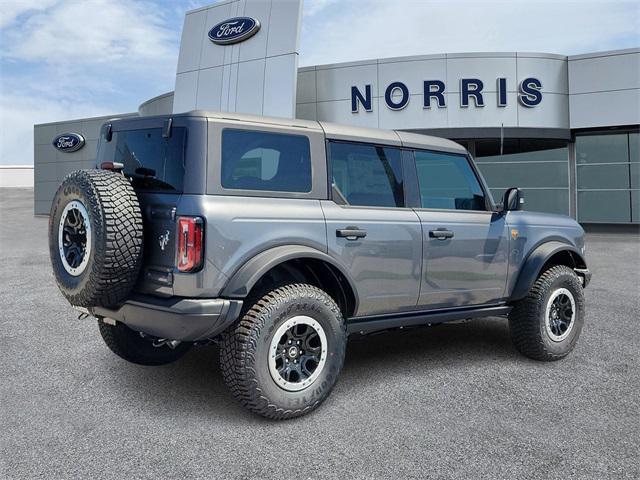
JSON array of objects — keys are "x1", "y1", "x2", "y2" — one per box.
[{"x1": 1, "y1": 188, "x2": 638, "y2": 479}]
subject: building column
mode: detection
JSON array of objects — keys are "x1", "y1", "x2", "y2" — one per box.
[{"x1": 568, "y1": 140, "x2": 577, "y2": 219}]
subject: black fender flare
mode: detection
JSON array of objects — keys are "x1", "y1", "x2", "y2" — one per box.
[
  {"x1": 510, "y1": 241, "x2": 587, "y2": 301},
  {"x1": 221, "y1": 245, "x2": 360, "y2": 312}
]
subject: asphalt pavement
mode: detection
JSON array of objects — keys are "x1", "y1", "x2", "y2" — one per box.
[{"x1": 1, "y1": 188, "x2": 638, "y2": 479}]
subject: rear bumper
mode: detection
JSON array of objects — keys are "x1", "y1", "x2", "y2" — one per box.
[{"x1": 89, "y1": 294, "x2": 243, "y2": 342}]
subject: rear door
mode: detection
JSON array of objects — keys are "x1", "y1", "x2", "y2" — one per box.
[
  {"x1": 96, "y1": 117, "x2": 200, "y2": 295},
  {"x1": 322, "y1": 141, "x2": 422, "y2": 317},
  {"x1": 410, "y1": 149, "x2": 509, "y2": 308}
]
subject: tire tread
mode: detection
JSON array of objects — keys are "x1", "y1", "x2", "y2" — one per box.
[
  {"x1": 49, "y1": 169, "x2": 144, "y2": 308},
  {"x1": 219, "y1": 283, "x2": 346, "y2": 420},
  {"x1": 509, "y1": 265, "x2": 584, "y2": 361}
]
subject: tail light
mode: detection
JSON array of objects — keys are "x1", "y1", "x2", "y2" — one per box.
[{"x1": 177, "y1": 216, "x2": 204, "y2": 272}]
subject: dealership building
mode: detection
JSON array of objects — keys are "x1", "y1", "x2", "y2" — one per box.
[{"x1": 34, "y1": 0, "x2": 639, "y2": 224}]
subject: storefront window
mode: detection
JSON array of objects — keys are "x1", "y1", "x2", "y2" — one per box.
[
  {"x1": 473, "y1": 139, "x2": 569, "y2": 215},
  {"x1": 575, "y1": 132, "x2": 638, "y2": 223},
  {"x1": 576, "y1": 134, "x2": 628, "y2": 164}
]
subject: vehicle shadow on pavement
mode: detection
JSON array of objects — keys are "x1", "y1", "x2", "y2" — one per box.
[
  {"x1": 100, "y1": 316, "x2": 517, "y2": 422},
  {"x1": 346, "y1": 317, "x2": 516, "y2": 368}
]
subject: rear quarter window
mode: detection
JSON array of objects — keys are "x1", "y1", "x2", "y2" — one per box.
[
  {"x1": 97, "y1": 127, "x2": 187, "y2": 192},
  {"x1": 221, "y1": 129, "x2": 312, "y2": 193}
]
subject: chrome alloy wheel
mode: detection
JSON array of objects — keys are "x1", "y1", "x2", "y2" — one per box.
[
  {"x1": 268, "y1": 315, "x2": 328, "y2": 392},
  {"x1": 545, "y1": 288, "x2": 576, "y2": 342},
  {"x1": 58, "y1": 200, "x2": 92, "y2": 276}
]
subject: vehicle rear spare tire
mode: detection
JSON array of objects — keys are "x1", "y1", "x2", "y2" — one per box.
[{"x1": 49, "y1": 169, "x2": 144, "y2": 308}]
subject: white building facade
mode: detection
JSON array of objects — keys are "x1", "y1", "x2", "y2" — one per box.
[{"x1": 33, "y1": 1, "x2": 639, "y2": 223}]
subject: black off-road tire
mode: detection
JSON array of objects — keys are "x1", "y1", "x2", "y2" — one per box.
[
  {"x1": 220, "y1": 284, "x2": 347, "y2": 420},
  {"x1": 49, "y1": 169, "x2": 143, "y2": 308},
  {"x1": 98, "y1": 320, "x2": 191, "y2": 366},
  {"x1": 509, "y1": 265, "x2": 585, "y2": 361}
]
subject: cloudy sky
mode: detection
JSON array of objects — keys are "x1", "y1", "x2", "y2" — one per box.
[{"x1": 1, "y1": 0, "x2": 638, "y2": 165}]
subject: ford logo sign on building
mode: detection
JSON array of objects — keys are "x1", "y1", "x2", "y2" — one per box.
[
  {"x1": 52, "y1": 133, "x2": 85, "y2": 153},
  {"x1": 208, "y1": 17, "x2": 260, "y2": 45}
]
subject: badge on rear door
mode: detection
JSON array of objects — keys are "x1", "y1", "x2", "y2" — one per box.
[{"x1": 159, "y1": 230, "x2": 170, "y2": 251}]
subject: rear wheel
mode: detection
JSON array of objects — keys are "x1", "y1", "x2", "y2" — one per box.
[
  {"x1": 220, "y1": 284, "x2": 347, "y2": 419},
  {"x1": 509, "y1": 265, "x2": 585, "y2": 361},
  {"x1": 98, "y1": 320, "x2": 191, "y2": 366}
]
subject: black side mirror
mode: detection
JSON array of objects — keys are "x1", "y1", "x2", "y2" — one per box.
[{"x1": 502, "y1": 187, "x2": 524, "y2": 211}]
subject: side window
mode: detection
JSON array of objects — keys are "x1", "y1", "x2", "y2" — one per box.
[
  {"x1": 329, "y1": 141, "x2": 404, "y2": 207},
  {"x1": 414, "y1": 150, "x2": 486, "y2": 211},
  {"x1": 221, "y1": 129, "x2": 312, "y2": 193}
]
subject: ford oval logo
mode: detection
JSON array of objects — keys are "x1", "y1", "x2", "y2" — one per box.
[
  {"x1": 208, "y1": 17, "x2": 260, "y2": 45},
  {"x1": 52, "y1": 133, "x2": 85, "y2": 153}
]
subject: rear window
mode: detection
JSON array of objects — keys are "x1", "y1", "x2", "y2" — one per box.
[
  {"x1": 97, "y1": 127, "x2": 187, "y2": 192},
  {"x1": 221, "y1": 129, "x2": 312, "y2": 193}
]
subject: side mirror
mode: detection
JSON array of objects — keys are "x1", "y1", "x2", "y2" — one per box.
[{"x1": 502, "y1": 187, "x2": 524, "y2": 211}]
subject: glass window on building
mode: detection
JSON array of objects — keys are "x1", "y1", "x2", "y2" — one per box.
[
  {"x1": 473, "y1": 139, "x2": 569, "y2": 215},
  {"x1": 575, "y1": 132, "x2": 638, "y2": 223}
]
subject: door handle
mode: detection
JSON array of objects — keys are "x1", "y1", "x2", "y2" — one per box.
[
  {"x1": 336, "y1": 227, "x2": 367, "y2": 240},
  {"x1": 429, "y1": 228, "x2": 454, "y2": 240}
]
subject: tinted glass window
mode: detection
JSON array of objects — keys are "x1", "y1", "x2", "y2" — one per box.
[
  {"x1": 97, "y1": 127, "x2": 187, "y2": 191},
  {"x1": 329, "y1": 142, "x2": 404, "y2": 207},
  {"x1": 475, "y1": 138, "x2": 568, "y2": 162},
  {"x1": 414, "y1": 150, "x2": 486, "y2": 210},
  {"x1": 470, "y1": 138, "x2": 569, "y2": 214},
  {"x1": 221, "y1": 129, "x2": 311, "y2": 193},
  {"x1": 576, "y1": 133, "x2": 628, "y2": 164}
]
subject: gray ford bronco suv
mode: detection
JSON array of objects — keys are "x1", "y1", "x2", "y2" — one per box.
[{"x1": 49, "y1": 111, "x2": 591, "y2": 419}]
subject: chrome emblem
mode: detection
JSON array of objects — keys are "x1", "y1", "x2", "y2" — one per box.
[
  {"x1": 52, "y1": 133, "x2": 85, "y2": 153},
  {"x1": 208, "y1": 17, "x2": 260, "y2": 45},
  {"x1": 159, "y1": 230, "x2": 170, "y2": 251}
]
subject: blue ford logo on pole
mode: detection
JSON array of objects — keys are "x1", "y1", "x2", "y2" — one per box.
[
  {"x1": 208, "y1": 17, "x2": 260, "y2": 45},
  {"x1": 52, "y1": 133, "x2": 85, "y2": 153}
]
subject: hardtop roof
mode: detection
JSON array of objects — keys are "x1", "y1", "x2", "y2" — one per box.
[{"x1": 112, "y1": 110, "x2": 468, "y2": 154}]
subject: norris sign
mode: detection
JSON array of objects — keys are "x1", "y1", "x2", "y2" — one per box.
[{"x1": 351, "y1": 77, "x2": 543, "y2": 113}]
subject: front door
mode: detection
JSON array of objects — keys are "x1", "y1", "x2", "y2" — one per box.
[
  {"x1": 322, "y1": 141, "x2": 422, "y2": 317},
  {"x1": 411, "y1": 149, "x2": 509, "y2": 308}
]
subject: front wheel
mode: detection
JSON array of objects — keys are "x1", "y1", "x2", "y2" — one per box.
[
  {"x1": 509, "y1": 265, "x2": 585, "y2": 361},
  {"x1": 220, "y1": 284, "x2": 347, "y2": 420}
]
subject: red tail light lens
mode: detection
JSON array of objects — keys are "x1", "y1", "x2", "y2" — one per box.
[{"x1": 177, "y1": 216, "x2": 204, "y2": 272}]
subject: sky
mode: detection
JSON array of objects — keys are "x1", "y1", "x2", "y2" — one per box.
[{"x1": 0, "y1": 0, "x2": 638, "y2": 166}]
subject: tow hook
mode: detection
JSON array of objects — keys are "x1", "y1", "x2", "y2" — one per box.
[
  {"x1": 151, "y1": 339, "x2": 181, "y2": 349},
  {"x1": 73, "y1": 306, "x2": 92, "y2": 320},
  {"x1": 138, "y1": 331, "x2": 181, "y2": 349}
]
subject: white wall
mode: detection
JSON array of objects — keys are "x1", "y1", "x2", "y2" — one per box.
[
  {"x1": 173, "y1": 0, "x2": 302, "y2": 118},
  {"x1": 297, "y1": 52, "x2": 569, "y2": 131},
  {"x1": 33, "y1": 113, "x2": 136, "y2": 215},
  {"x1": 568, "y1": 48, "x2": 640, "y2": 129},
  {"x1": 139, "y1": 92, "x2": 174, "y2": 116},
  {"x1": 0, "y1": 166, "x2": 34, "y2": 188}
]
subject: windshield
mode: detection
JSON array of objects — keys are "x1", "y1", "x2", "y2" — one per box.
[{"x1": 97, "y1": 127, "x2": 187, "y2": 192}]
